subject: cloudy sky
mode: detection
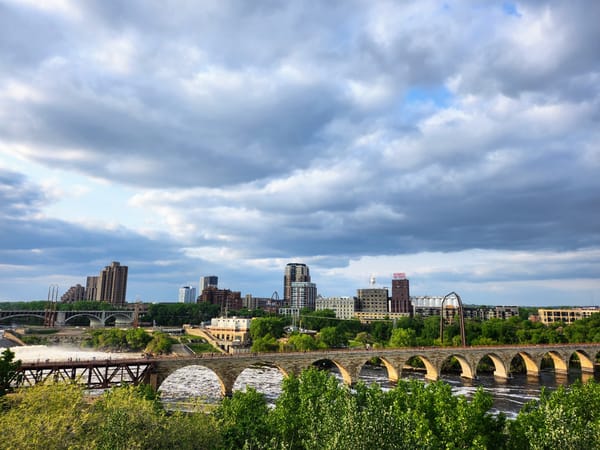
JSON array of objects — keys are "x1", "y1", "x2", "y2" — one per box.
[{"x1": 1, "y1": 0, "x2": 599, "y2": 306}]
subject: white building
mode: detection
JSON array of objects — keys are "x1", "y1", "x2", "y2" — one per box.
[
  {"x1": 316, "y1": 296, "x2": 356, "y2": 320},
  {"x1": 208, "y1": 316, "x2": 252, "y2": 352},
  {"x1": 178, "y1": 286, "x2": 197, "y2": 304}
]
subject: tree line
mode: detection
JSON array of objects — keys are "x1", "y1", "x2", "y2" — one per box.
[{"x1": 249, "y1": 310, "x2": 600, "y2": 353}]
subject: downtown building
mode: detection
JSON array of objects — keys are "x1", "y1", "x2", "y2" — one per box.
[
  {"x1": 280, "y1": 263, "x2": 316, "y2": 317},
  {"x1": 390, "y1": 272, "x2": 411, "y2": 314},
  {"x1": 61, "y1": 284, "x2": 85, "y2": 302},
  {"x1": 283, "y1": 263, "x2": 311, "y2": 303},
  {"x1": 82, "y1": 261, "x2": 128, "y2": 306},
  {"x1": 315, "y1": 296, "x2": 357, "y2": 320},
  {"x1": 199, "y1": 275, "x2": 218, "y2": 291},
  {"x1": 199, "y1": 286, "x2": 243, "y2": 312},
  {"x1": 97, "y1": 261, "x2": 128, "y2": 306},
  {"x1": 178, "y1": 286, "x2": 197, "y2": 304}
]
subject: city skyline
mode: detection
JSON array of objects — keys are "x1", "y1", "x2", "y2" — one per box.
[{"x1": 1, "y1": 1, "x2": 599, "y2": 306}]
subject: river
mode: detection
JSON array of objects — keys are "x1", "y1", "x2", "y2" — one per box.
[
  {"x1": 6, "y1": 345, "x2": 599, "y2": 419},
  {"x1": 156, "y1": 361, "x2": 600, "y2": 419}
]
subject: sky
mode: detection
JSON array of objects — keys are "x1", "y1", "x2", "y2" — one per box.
[{"x1": 1, "y1": 0, "x2": 599, "y2": 306}]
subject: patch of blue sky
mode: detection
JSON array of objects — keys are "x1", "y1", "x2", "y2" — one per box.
[
  {"x1": 502, "y1": 2, "x2": 521, "y2": 17},
  {"x1": 403, "y1": 85, "x2": 453, "y2": 108}
]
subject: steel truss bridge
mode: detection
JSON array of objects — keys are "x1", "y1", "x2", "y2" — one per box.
[{"x1": 13, "y1": 357, "x2": 154, "y2": 389}]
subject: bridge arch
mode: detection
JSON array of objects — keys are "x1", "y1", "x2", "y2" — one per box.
[
  {"x1": 377, "y1": 356, "x2": 400, "y2": 383},
  {"x1": 541, "y1": 350, "x2": 568, "y2": 375},
  {"x1": 63, "y1": 313, "x2": 104, "y2": 325},
  {"x1": 311, "y1": 358, "x2": 353, "y2": 385},
  {"x1": 158, "y1": 364, "x2": 226, "y2": 401},
  {"x1": 568, "y1": 350, "x2": 595, "y2": 373},
  {"x1": 232, "y1": 364, "x2": 286, "y2": 397},
  {"x1": 476, "y1": 353, "x2": 509, "y2": 379},
  {"x1": 0, "y1": 312, "x2": 45, "y2": 322},
  {"x1": 511, "y1": 351, "x2": 539, "y2": 377},
  {"x1": 439, "y1": 354, "x2": 475, "y2": 380},
  {"x1": 409, "y1": 354, "x2": 438, "y2": 381}
]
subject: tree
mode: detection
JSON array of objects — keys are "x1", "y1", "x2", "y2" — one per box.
[
  {"x1": 0, "y1": 348, "x2": 21, "y2": 397},
  {"x1": 214, "y1": 387, "x2": 271, "y2": 449},
  {"x1": 145, "y1": 331, "x2": 173, "y2": 355},
  {"x1": 251, "y1": 333, "x2": 279, "y2": 352},
  {"x1": 287, "y1": 333, "x2": 319, "y2": 351},
  {"x1": 508, "y1": 381, "x2": 600, "y2": 449},
  {"x1": 300, "y1": 309, "x2": 337, "y2": 331},
  {"x1": 318, "y1": 326, "x2": 348, "y2": 348},
  {"x1": 389, "y1": 328, "x2": 417, "y2": 347},
  {"x1": 371, "y1": 321, "x2": 393, "y2": 344},
  {"x1": 0, "y1": 382, "x2": 93, "y2": 449},
  {"x1": 250, "y1": 316, "x2": 286, "y2": 340},
  {"x1": 355, "y1": 331, "x2": 374, "y2": 346}
]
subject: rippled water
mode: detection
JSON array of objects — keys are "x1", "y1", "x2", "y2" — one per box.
[
  {"x1": 157, "y1": 363, "x2": 599, "y2": 418},
  {"x1": 7, "y1": 345, "x2": 143, "y2": 362}
]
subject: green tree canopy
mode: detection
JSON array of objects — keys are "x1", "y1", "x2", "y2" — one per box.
[
  {"x1": 0, "y1": 348, "x2": 21, "y2": 397},
  {"x1": 250, "y1": 317, "x2": 286, "y2": 340}
]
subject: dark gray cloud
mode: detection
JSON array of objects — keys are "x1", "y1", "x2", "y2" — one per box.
[{"x1": 1, "y1": 1, "x2": 599, "y2": 303}]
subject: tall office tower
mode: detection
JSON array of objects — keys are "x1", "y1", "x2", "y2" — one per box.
[
  {"x1": 84, "y1": 276, "x2": 99, "y2": 301},
  {"x1": 390, "y1": 272, "x2": 411, "y2": 314},
  {"x1": 178, "y1": 286, "x2": 197, "y2": 304},
  {"x1": 289, "y1": 281, "x2": 317, "y2": 311},
  {"x1": 200, "y1": 275, "x2": 218, "y2": 291},
  {"x1": 283, "y1": 263, "x2": 311, "y2": 303},
  {"x1": 97, "y1": 261, "x2": 128, "y2": 306}
]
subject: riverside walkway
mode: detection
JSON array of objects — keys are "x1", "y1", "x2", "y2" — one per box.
[{"x1": 14, "y1": 343, "x2": 600, "y2": 396}]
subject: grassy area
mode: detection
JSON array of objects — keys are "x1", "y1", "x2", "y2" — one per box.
[
  {"x1": 20, "y1": 336, "x2": 49, "y2": 345},
  {"x1": 187, "y1": 342, "x2": 220, "y2": 353},
  {"x1": 23, "y1": 328, "x2": 60, "y2": 335}
]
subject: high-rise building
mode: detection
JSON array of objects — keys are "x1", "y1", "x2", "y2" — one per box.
[
  {"x1": 391, "y1": 273, "x2": 411, "y2": 314},
  {"x1": 200, "y1": 275, "x2": 218, "y2": 291},
  {"x1": 178, "y1": 286, "x2": 197, "y2": 304},
  {"x1": 290, "y1": 281, "x2": 317, "y2": 310},
  {"x1": 283, "y1": 263, "x2": 311, "y2": 303},
  {"x1": 61, "y1": 284, "x2": 85, "y2": 303},
  {"x1": 84, "y1": 276, "x2": 99, "y2": 301},
  {"x1": 97, "y1": 261, "x2": 128, "y2": 306}
]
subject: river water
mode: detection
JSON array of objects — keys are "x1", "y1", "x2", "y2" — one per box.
[
  {"x1": 6, "y1": 345, "x2": 599, "y2": 419},
  {"x1": 156, "y1": 362, "x2": 600, "y2": 419}
]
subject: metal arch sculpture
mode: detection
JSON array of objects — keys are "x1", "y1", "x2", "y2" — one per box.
[{"x1": 439, "y1": 291, "x2": 466, "y2": 346}]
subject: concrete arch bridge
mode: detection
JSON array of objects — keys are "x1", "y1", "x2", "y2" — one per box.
[
  {"x1": 0, "y1": 310, "x2": 135, "y2": 327},
  {"x1": 152, "y1": 343, "x2": 600, "y2": 397}
]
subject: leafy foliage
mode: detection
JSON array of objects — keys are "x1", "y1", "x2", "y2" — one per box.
[
  {"x1": 83, "y1": 328, "x2": 152, "y2": 351},
  {"x1": 0, "y1": 383, "x2": 217, "y2": 450},
  {"x1": 1, "y1": 369, "x2": 599, "y2": 449},
  {"x1": 0, "y1": 348, "x2": 21, "y2": 397},
  {"x1": 508, "y1": 381, "x2": 600, "y2": 449},
  {"x1": 144, "y1": 331, "x2": 173, "y2": 355},
  {"x1": 250, "y1": 316, "x2": 286, "y2": 340}
]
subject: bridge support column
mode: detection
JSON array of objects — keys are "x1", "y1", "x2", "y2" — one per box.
[
  {"x1": 89, "y1": 319, "x2": 103, "y2": 328},
  {"x1": 55, "y1": 311, "x2": 66, "y2": 327}
]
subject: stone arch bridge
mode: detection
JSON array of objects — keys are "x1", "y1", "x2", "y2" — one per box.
[{"x1": 151, "y1": 343, "x2": 600, "y2": 397}]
